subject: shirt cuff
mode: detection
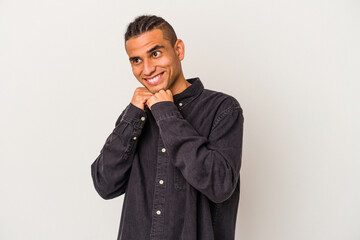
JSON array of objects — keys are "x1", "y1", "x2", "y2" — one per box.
[
  {"x1": 116, "y1": 103, "x2": 148, "y2": 131},
  {"x1": 121, "y1": 103, "x2": 145, "y2": 121},
  {"x1": 151, "y1": 101, "x2": 183, "y2": 122}
]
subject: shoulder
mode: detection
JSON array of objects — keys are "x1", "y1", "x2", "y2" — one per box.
[
  {"x1": 199, "y1": 88, "x2": 242, "y2": 113},
  {"x1": 197, "y1": 88, "x2": 243, "y2": 129}
]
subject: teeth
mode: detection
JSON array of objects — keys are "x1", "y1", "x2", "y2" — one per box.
[{"x1": 147, "y1": 74, "x2": 161, "y2": 83}]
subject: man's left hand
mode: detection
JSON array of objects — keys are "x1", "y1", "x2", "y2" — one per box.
[{"x1": 146, "y1": 89, "x2": 173, "y2": 110}]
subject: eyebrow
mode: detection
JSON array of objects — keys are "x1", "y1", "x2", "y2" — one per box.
[
  {"x1": 129, "y1": 56, "x2": 139, "y2": 62},
  {"x1": 129, "y1": 45, "x2": 165, "y2": 62},
  {"x1": 147, "y1": 45, "x2": 164, "y2": 53}
]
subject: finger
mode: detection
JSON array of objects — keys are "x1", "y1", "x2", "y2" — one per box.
[
  {"x1": 138, "y1": 89, "x2": 153, "y2": 95},
  {"x1": 137, "y1": 92, "x2": 154, "y2": 98},
  {"x1": 135, "y1": 87, "x2": 152, "y2": 94},
  {"x1": 146, "y1": 98, "x2": 154, "y2": 110}
]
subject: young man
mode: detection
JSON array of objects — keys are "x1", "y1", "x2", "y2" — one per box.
[{"x1": 91, "y1": 15, "x2": 244, "y2": 240}]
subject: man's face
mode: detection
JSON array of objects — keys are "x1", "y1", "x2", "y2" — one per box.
[{"x1": 125, "y1": 29, "x2": 184, "y2": 94}]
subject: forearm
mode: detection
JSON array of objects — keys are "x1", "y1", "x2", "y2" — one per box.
[
  {"x1": 151, "y1": 101, "x2": 243, "y2": 203},
  {"x1": 91, "y1": 103, "x2": 146, "y2": 199}
]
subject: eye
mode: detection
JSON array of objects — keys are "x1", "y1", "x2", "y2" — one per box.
[
  {"x1": 132, "y1": 58, "x2": 142, "y2": 64},
  {"x1": 152, "y1": 51, "x2": 161, "y2": 57}
]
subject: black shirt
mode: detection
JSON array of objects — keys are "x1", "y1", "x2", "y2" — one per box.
[{"x1": 91, "y1": 78, "x2": 244, "y2": 240}]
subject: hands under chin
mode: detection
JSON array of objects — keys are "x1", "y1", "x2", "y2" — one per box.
[
  {"x1": 146, "y1": 89, "x2": 174, "y2": 110},
  {"x1": 131, "y1": 87, "x2": 173, "y2": 110}
]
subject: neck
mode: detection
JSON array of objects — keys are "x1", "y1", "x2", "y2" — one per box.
[{"x1": 170, "y1": 73, "x2": 191, "y2": 95}]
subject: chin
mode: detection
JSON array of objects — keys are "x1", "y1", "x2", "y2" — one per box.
[{"x1": 147, "y1": 84, "x2": 167, "y2": 93}]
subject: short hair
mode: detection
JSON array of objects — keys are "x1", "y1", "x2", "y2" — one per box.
[{"x1": 125, "y1": 15, "x2": 178, "y2": 46}]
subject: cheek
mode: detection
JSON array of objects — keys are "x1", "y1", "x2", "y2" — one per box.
[
  {"x1": 132, "y1": 66, "x2": 141, "y2": 77},
  {"x1": 157, "y1": 55, "x2": 174, "y2": 67}
]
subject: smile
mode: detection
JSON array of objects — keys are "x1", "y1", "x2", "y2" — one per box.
[{"x1": 145, "y1": 73, "x2": 164, "y2": 85}]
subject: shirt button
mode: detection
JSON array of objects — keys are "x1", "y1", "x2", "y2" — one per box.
[
  {"x1": 179, "y1": 102, "x2": 183, "y2": 107},
  {"x1": 159, "y1": 180, "x2": 164, "y2": 185},
  {"x1": 133, "y1": 136, "x2": 137, "y2": 140},
  {"x1": 161, "y1": 148, "x2": 166, "y2": 153},
  {"x1": 156, "y1": 210, "x2": 161, "y2": 215},
  {"x1": 141, "y1": 116, "x2": 146, "y2": 121}
]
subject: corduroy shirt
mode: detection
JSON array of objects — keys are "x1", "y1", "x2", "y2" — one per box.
[{"x1": 91, "y1": 78, "x2": 244, "y2": 240}]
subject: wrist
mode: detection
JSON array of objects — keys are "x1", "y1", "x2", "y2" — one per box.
[
  {"x1": 131, "y1": 101, "x2": 145, "y2": 110},
  {"x1": 151, "y1": 101, "x2": 182, "y2": 122}
]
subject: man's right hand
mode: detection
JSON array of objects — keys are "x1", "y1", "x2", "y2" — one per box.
[{"x1": 131, "y1": 87, "x2": 154, "y2": 110}]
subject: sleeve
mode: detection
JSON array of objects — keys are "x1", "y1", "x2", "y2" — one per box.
[
  {"x1": 151, "y1": 98, "x2": 243, "y2": 203},
  {"x1": 91, "y1": 103, "x2": 147, "y2": 199}
]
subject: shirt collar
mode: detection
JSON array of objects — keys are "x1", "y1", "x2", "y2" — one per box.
[{"x1": 173, "y1": 78, "x2": 204, "y2": 105}]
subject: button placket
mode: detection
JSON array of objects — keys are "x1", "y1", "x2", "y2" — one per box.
[{"x1": 150, "y1": 139, "x2": 168, "y2": 239}]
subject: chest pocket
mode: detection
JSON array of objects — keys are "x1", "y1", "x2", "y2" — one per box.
[{"x1": 174, "y1": 167, "x2": 186, "y2": 190}]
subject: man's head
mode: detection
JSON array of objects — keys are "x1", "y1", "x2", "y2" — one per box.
[
  {"x1": 124, "y1": 15, "x2": 188, "y2": 94},
  {"x1": 125, "y1": 15, "x2": 177, "y2": 47}
]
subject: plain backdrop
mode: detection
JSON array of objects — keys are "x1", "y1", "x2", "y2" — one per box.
[{"x1": 1, "y1": 0, "x2": 359, "y2": 239}]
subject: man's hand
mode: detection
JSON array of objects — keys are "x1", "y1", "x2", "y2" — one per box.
[
  {"x1": 131, "y1": 87, "x2": 154, "y2": 110},
  {"x1": 146, "y1": 89, "x2": 173, "y2": 110}
]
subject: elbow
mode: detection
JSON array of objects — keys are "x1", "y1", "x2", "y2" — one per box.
[
  {"x1": 91, "y1": 163, "x2": 123, "y2": 200},
  {"x1": 209, "y1": 195, "x2": 229, "y2": 204},
  {"x1": 91, "y1": 175, "x2": 114, "y2": 200},
  {"x1": 95, "y1": 187, "x2": 117, "y2": 200},
  {"x1": 92, "y1": 179, "x2": 124, "y2": 200},
  {"x1": 208, "y1": 184, "x2": 237, "y2": 203},
  {"x1": 207, "y1": 174, "x2": 240, "y2": 203}
]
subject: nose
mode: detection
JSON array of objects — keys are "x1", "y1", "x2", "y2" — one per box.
[{"x1": 143, "y1": 59, "x2": 156, "y2": 76}]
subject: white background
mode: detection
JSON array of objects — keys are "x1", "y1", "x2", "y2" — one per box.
[{"x1": 1, "y1": 0, "x2": 359, "y2": 239}]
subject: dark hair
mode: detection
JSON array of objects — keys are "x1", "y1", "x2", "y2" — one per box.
[{"x1": 125, "y1": 15, "x2": 178, "y2": 46}]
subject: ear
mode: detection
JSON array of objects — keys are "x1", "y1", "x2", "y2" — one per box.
[{"x1": 174, "y1": 39, "x2": 185, "y2": 61}]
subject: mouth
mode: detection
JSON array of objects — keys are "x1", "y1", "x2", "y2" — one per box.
[{"x1": 144, "y1": 72, "x2": 164, "y2": 85}]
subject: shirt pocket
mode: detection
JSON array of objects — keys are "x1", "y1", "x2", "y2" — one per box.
[{"x1": 174, "y1": 167, "x2": 186, "y2": 190}]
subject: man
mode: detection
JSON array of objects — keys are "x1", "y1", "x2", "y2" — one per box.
[{"x1": 91, "y1": 15, "x2": 244, "y2": 240}]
